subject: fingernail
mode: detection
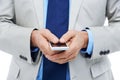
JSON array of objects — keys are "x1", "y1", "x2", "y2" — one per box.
[
  {"x1": 53, "y1": 38, "x2": 59, "y2": 43},
  {"x1": 60, "y1": 38, "x2": 65, "y2": 43},
  {"x1": 52, "y1": 57, "x2": 57, "y2": 60}
]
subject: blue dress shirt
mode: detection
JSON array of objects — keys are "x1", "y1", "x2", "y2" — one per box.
[{"x1": 31, "y1": 0, "x2": 94, "y2": 80}]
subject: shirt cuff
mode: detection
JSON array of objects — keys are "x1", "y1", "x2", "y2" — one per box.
[
  {"x1": 31, "y1": 47, "x2": 39, "y2": 52},
  {"x1": 31, "y1": 47, "x2": 39, "y2": 62},
  {"x1": 80, "y1": 28, "x2": 94, "y2": 56}
]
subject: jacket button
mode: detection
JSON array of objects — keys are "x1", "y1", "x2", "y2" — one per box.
[
  {"x1": 104, "y1": 51, "x2": 107, "y2": 54},
  {"x1": 19, "y1": 55, "x2": 28, "y2": 61},
  {"x1": 106, "y1": 50, "x2": 110, "y2": 54},
  {"x1": 100, "y1": 51, "x2": 104, "y2": 55}
]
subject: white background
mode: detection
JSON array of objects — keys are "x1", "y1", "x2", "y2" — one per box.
[
  {"x1": 0, "y1": 51, "x2": 120, "y2": 80},
  {"x1": 0, "y1": 20, "x2": 120, "y2": 80}
]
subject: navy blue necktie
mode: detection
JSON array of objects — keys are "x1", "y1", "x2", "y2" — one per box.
[{"x1": 43, "y1": 0, "x2": 69, "y2": 80}]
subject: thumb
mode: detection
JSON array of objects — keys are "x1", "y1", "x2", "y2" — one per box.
[
  {"x1": 41, "y1": 29, "x2": 59, "y2": 43},
  {"x1": 60, "y1": 30, "x2": 75, "y2": 43}
]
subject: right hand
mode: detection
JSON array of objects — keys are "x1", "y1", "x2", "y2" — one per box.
[{"x1": 31, "y1": 29, "x2": 59, "y2": 56}]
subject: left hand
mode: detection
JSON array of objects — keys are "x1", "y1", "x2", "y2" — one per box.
[{"x1": 45, "y1": 30, "x2": 88, "y2": 64}]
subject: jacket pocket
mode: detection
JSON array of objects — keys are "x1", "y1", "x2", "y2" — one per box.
[{"x1": 90, "y1": 58, "x2": 111, "y2": 78}]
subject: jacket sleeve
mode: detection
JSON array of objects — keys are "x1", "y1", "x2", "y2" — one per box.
[
  {"x1": 89, "y1": 0, "x2": 120, "y2": 59},
  {"x1": 0, "y1": 0, "x2": 39, "y2": 64}
]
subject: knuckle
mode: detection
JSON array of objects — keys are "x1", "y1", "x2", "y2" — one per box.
[
  {"x1": 58, "y1": 62, "x2": 62, "y2": 64},
  {"x1": 69, "y1": 30, "x2": 74, "y2": 34},
  {"x1": 59, "y1": 62, "x2": 64, "y2": 64},
  {"x1": 39, "y1": 43, "x2": 44, "y2": 48},
  {"x1": 72, "y1": 45, "x2": 79, "y2": 50},
  {"x1": 45, "y1": 51, "x2": 49, "y2": 55},
  {"x1": 39, "y1": 29, "x2": 45, "y2": 33},
  {"x1": 45, "y1": 29, "x2": 51, "y2": 33},
  {"x1": 45, "y1": 55, "x2": 49, "y2": 59},
  {"x1": 64, "y1": 53, "x2": 70, "y2": 58},
  {"x1": 67, "y1": 50, "x2": 72, "y2": 54},
  {"x1": 43, "y1": 52, "x2": 48, "y2": 56},
  {"x1": 57, "y1": 60, "x2": 64, "y2": 64}
]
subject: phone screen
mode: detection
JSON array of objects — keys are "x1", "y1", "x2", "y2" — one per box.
[
  {"x1": 50, "y1": 42, "x2": 67, "y2": 47},
  {"x1": 50, "y1": 42, "x2": 69, "y2": 51}
]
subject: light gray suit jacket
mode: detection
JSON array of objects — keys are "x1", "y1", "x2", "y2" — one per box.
[{"x1": 0, "y1": 0, "x2": 120, "y2": 80}]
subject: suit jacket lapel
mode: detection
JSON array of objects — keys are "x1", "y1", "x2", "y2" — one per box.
[
  {"x1": 32, "y1": 0, "x2": 84, "y2": 30},
  {"x1": 32, "y1": 0, "x2": 44, "y2": 29},
  {"x1": 69, "y1": 0, "x2": 84, "y2": 30}
]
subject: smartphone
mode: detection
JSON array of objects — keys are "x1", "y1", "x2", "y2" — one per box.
[{"x1": 49, "y1": 42, "x2": 69, "y2": 51}]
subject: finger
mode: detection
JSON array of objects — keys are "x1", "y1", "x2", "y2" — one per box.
[
  {"x1": 46, "y1": 53, "x2": 73, "y2": 64},
  {"x1": 50, "y1": 40, "x2": 78, "y2": 59},
  {"x1": 60, "y1": 30, "x2": 76, "y2": 43},
  {"x1": 37, "y1": 36, "x2": 50, "y2": 55},
  {"x1": 50, "y1": 49, "x2": 76, "y2": 62},
  {"x1": 49, "y1": 58, "x2": 68, "y2": 64},
  {"x1": 52, "y1": 38, "x2": 79, "y2": 60},
  {"x1": 69, "y1": 36, "x2": 82, "y2": 51},
  {"x1": 56, "y1": 56, "x2": 74, "y2": 64},
  {"x1": 66, "y1": 40, "x2": 72, "y2": 46},
  {"x1": 59, "y1": 50, "x2": 79, "y2": 64},
  {"x1": 38, "y1": 35, "x2": 57, "y2": 55},
  {"x1": 41, "y1": 29, "x2": 59, "y2": 43},
  {"x1": 56, "y1": 42, "x2": 79, "y2": 60},
  {"x1": 45, "y1": 55, "x2": 63, "y2": 64},
  {"x1": 65, "y1": 51, "x2": 79, "y2": 62}
]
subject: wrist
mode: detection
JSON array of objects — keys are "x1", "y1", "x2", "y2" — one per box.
[
  {"x1": 81, "y1": 31, "x2": 88, "y2": 48},
  {"x1": 31, "y1": 29, "x2": 39, "y2": 47}
]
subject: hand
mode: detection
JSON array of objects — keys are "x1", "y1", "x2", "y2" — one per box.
[
  {"x1": 46, "y1": 30, "x2": 88, "y2": 64},
  {"x1": 31, "y1": 29, "x2": 59, "y2": 56}
]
